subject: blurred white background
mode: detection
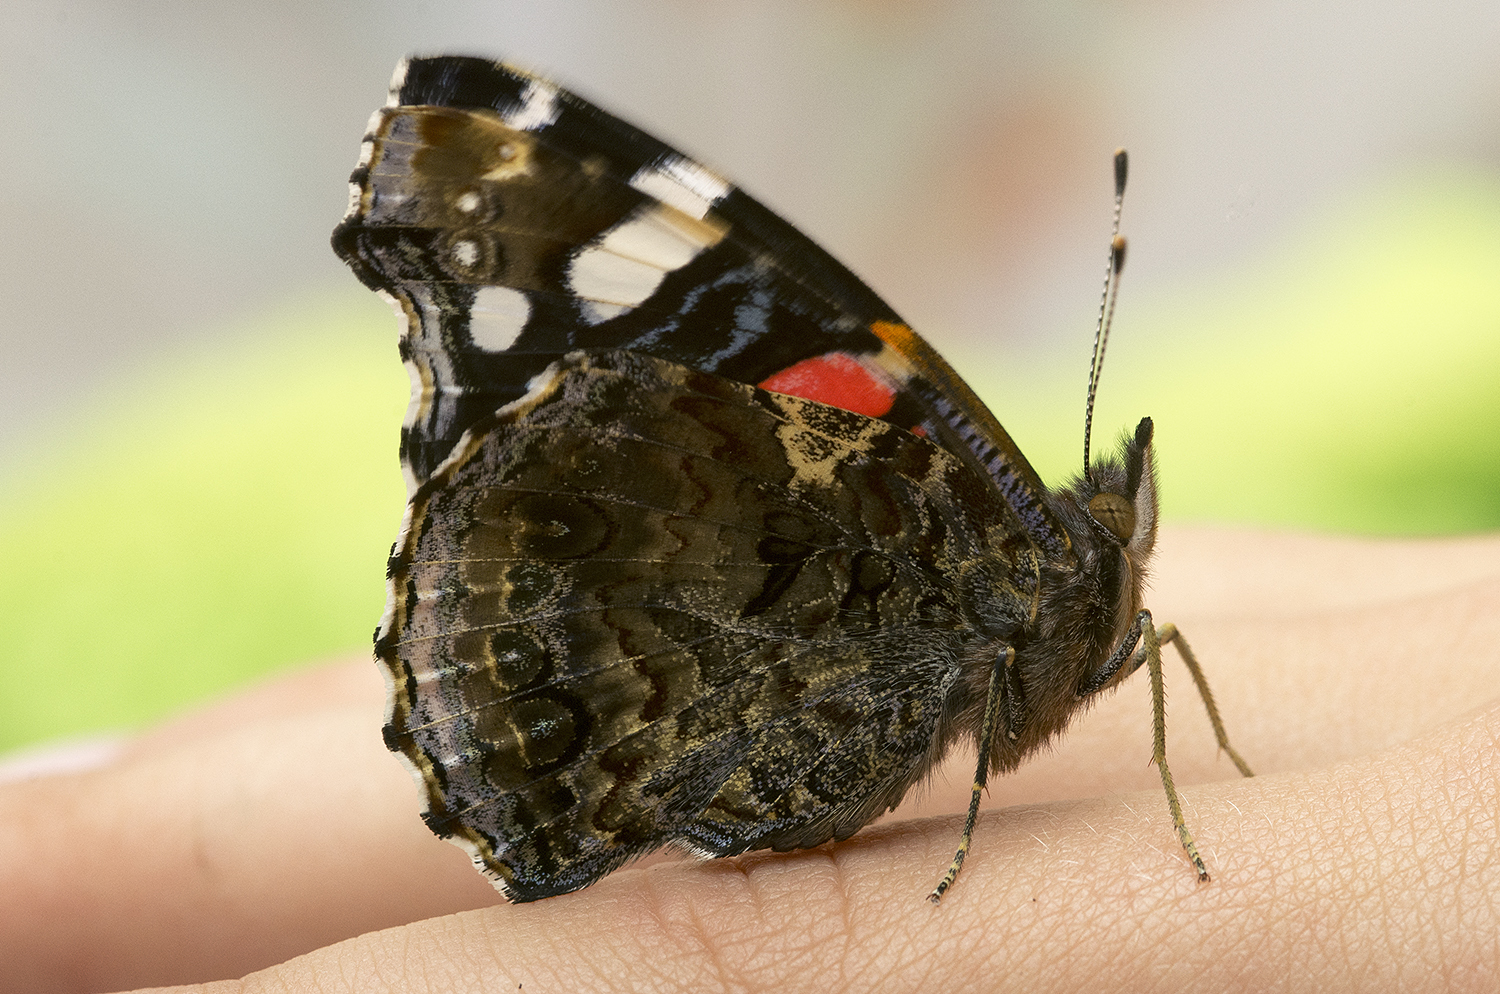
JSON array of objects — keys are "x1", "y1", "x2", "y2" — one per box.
[{"x1": 4, "y1": 0, "x2": 1498, "y2": 467}]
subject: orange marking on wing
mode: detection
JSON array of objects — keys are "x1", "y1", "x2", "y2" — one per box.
[{"x1": 869, "y1": 319, "x2": 920, "y2": 354}]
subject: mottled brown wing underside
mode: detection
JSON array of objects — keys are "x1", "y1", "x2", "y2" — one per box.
[{"x1": 376, "y1": 350, "x2": 1023, "y2": 900}]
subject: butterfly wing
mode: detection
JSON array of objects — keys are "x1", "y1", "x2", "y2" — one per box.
[
  {"x1": 378, "y1": 349, "x2": 1032, "y2": 900},
  {"x1": 332, "y1": 56, "x2": 1063, "y2": 554}
]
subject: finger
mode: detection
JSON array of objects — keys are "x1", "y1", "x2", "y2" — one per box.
[
  {"x1": 179, "y1": 695, "x2": 1500, "y2": 993},
  {"x1": 121, "y1": 654, "x2": 381, "y2": 756},
  {"x1": 0, "y1": 676, "x2": 500, "y2": 993}
]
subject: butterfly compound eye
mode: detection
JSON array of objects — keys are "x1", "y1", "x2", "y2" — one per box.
[{"x1": 1088, "y1": 492, "x2": 1136, "y2": 542}]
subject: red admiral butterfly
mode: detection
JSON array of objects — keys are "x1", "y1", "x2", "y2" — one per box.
[{"x1": 332, "y1": 55, "x2": 1252, "y2": 903}]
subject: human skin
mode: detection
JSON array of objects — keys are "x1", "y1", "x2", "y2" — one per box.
[{"x1": 2, "y1": 526, "x2": 1498, "y2": 993}]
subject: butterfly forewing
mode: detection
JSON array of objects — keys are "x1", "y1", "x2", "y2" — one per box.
[{"x1": 332, "y1": 55, "x2": 1055, "y2": 523}]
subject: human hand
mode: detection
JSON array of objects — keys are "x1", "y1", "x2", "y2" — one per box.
[{"x1": 3, "y1": 527, "x2": 1498, "y2": 993}]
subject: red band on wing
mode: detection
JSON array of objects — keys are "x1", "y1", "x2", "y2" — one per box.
[{"x1": 758, "y1": 351, "x2": 896, "y2": 418}]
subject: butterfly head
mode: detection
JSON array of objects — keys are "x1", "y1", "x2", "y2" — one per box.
[
  {"x1": 1082, "y1": 415, "x2": 1158, "y2": 560},
  {"x1": 1039, "y1": 415, "x2": 1159, "y2": 658}
]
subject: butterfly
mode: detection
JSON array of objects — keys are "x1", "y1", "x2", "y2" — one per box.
[{"x1": 332, "y1": 54, "x2": 1252, "y2": 903}]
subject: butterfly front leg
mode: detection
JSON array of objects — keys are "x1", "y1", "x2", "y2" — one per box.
[
  {"x1": 1082, "y1": 610, "x2": 1255, "y2": 882},
  {"x1": 1142, "y1": 621, "x2": 1255, "y2": 779}
]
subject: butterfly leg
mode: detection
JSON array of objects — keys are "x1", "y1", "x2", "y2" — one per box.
[
  {"x1": 1095, "y1": 613, "x2": 1253, "y2": 881},
  {"x1": 1134, "y1": 611, "x2": 1212, "y2": 881},
  {"x1": 928, "y1": 645, "x2": 1015, "y2": 903},
  {"x1": 1089, "y1": 614, "x2": 1255, "y2": 778},
  {"x1": 1149, "y1": 623, "x2": 1255, "y2": 778}
]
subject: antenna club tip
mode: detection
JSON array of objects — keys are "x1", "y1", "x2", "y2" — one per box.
[
  {"x1": 1113, "y1": 149, "x2": 1129, "y2": 195},
  {"x1": 1111, "y1": 235, "x2": 1127, "y2": 274}
]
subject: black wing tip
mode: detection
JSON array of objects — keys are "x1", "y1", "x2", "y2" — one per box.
[{"x1": 394, "y1": 54, "x2": 549, "y2": 116}]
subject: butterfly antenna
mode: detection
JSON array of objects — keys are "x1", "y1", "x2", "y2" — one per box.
[{"x1": 1082, "y1": 149, "x2": 1129, "y2": 483}]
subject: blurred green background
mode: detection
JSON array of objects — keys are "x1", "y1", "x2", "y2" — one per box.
[{"x1": 2, "y1": 2, "x2": 1497, "y2": 754}]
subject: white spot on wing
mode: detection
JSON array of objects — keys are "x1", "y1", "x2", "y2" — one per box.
[
  {"x1": 343, "y1": 180, "x2": 363, "y2": 221},
  {"x1": 386, "y1": 58, "x2": 411, "y2": 107},
  {"x1": 605, "y1": 209, "x2": 718, "y2": 270},
  {"x1": 452, "y1": 240, "x2": 478, "y2": 267},
  {"x1": 568, "y1": 249, "x2": 662, "y2": 320},
  {"x1": 469, "y1": 286, "x2": 531, "y2": 352},
  {"x1": 342, "y1": 110, "x2": 390, "y2": 223},
  {"x1": 361, "y1": 108, "x2": 386, "y2": 151},
  {"x1": 579, "y1": 301, "x2": 630, "y2": 324},
  {"x1": 455, "y1": 190, "x2": 480, "y2": 213},
  {"x1": 567, "y1": 204, "x2": 729, "y2": 324},
  {"x1": 630, "y1": 155, "x2": 731, "y2": 220},
  {"x1": 503, "y1": 78, "x2": 560, "y2": 131}
]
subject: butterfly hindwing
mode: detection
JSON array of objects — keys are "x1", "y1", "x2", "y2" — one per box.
[{"x1": 377, "y1": 349, "x2": 1033, "y2": 901}]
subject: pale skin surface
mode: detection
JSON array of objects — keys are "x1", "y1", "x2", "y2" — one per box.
[{"x1": 2, "y1": 526, "x2": 1499, "y2": 993}]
